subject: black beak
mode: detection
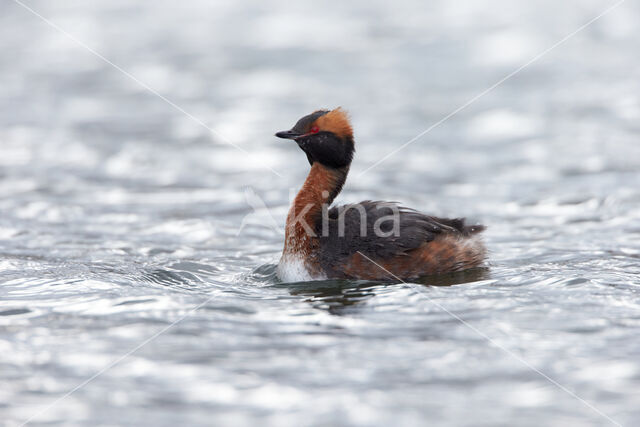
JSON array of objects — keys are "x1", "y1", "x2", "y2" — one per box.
[{"x1": 275, "y1": 129, "x2": 302, "y2": 140}]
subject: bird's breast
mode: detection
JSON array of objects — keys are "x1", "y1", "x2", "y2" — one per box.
[{"x1": 276, "y1": 252, "x2": 326, "y2": 282}]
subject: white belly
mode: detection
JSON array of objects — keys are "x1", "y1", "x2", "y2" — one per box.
[{"x1": 276, "y1": 254, "x2": 326, "y2": 283}]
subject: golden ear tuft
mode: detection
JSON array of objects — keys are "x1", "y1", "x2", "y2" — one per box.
[{"x1": 314, "y1": 107, "x2": 353, "y2": 139}]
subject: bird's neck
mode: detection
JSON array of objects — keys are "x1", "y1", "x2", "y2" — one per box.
[{"x1": 283, "y1": 163, "x2": 349, "y2": 251}]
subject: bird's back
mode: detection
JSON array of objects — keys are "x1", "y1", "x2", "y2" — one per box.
[{"x1": 310, "y1": 201, "x2": 486, "y2": 280}]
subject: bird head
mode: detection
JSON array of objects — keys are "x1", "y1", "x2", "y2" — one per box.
[{"x1": 275, "y1": 107, "x2": 354, "y2": 169}]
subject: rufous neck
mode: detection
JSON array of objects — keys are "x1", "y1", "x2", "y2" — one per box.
[
  {"x1": 284, "y1": 163, "x2": 348, "y2": 242},
  {"x1": 297, "y1": 163, "x2": 348, "y2": 206}
]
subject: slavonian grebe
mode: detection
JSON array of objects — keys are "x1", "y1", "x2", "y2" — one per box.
[{"x1": 275, "y1": 108, "x2": 486, "y2": 282}]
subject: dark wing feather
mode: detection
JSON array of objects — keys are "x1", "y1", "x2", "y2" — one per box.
[{"x1": 316, "y1": 200, "x2": 483, "y2": 262}]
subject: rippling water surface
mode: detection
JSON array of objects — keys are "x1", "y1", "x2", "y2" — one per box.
[{"x1": 1, "y1": 1, "x2": 640, "y2": 425}]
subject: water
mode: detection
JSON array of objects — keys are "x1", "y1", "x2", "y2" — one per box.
[{"x1": 1, "y1": 0, "x2": 640, "y2": 425}]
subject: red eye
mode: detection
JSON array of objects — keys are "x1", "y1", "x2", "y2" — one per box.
[{"x1": 310, "y1": 126, "x2": 319, "y2": 133}]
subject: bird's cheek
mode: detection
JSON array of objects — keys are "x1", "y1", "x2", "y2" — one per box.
[{"x1": 296, "y1": 137, "x2": 313, "y2": 149}]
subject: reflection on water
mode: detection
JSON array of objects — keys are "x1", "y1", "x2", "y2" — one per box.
[
  {"x1": 277, "y1": 279, "x2": 382, "y2": 314},
  {"x1": 1, "y1": 0, "x2": 640, "y2": 426},
  {"x1": 274, "y1": 268, "x2": 492, "y2": 315},
  {"x1": 416, "y1": 267, "x2": 491, "y2": 287}
]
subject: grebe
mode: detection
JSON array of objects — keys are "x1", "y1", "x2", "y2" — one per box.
[{"x1": 275, "y1": 108, "x2": 486, "y2": 282}]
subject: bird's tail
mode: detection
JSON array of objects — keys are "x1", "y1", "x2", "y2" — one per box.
[{"x1": 434, "y1": 217, "x2": 486, "y2": 236}]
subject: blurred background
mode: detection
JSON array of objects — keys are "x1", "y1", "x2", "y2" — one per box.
[{"x1": 1, "y1": 0, "x2": 639, "y2": 426}]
